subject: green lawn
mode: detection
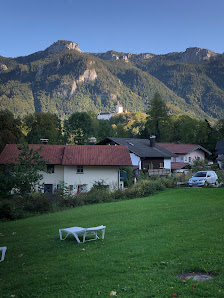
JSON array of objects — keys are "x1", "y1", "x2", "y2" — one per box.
[{"x1": 0, "y1": 188, "x2": 224, "y2": 297}]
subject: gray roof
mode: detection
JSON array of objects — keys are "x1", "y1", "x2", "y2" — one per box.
[
  {"x1": 217, "y1": 154, "x2": 224, "y2": 161},
  {"x1": 97, "y1": 137, "x2": 176, "y2": 158},
  {"x1": 216, "y1": 140, "x2": 224, "y2": 155}
]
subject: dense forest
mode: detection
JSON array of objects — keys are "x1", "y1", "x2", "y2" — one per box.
[{"x1": 1, "y1": 93, "x2": 224, "y2": 156}]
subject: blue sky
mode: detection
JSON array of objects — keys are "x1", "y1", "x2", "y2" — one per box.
[{"x1": 1, "y1": 0, "x2": 224, "y2": 57}]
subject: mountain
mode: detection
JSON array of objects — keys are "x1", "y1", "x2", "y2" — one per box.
[{"x1": 0, "y1": 40, "x2": 224, "y2": 122}]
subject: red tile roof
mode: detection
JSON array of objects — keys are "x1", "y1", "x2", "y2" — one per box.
[
  {"x1": 171, "y1": 162, "x2": 189, "y2": 170},
  {"x1": 158, "y1": 143, "x2": 207, "y2": 154},
  {"x1": 0, "y1": 144, "x2": 65, "y2": 164},
  {"x1": 0, "y1": 144, "x2": 132, "y2": 166}
]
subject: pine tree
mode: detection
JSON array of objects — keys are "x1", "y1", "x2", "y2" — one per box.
[{"x1": 144, "y1": 92, "x2": 171, "y2": 141}]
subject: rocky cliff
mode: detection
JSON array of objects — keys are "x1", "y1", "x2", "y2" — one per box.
[
  {"x1": 46, "y1": 40, "x2": 83, "y2": 55},
  {"x1": 164, "y1": 47, "x2": 220, "y2": 63}
]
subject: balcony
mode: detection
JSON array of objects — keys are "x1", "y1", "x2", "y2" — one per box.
[{"x1": 148, "y1": 169, "x2": 171, "y2": 176}]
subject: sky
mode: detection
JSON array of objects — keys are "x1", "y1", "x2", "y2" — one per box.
[{"x1": 1, "y1": 0, "x2": 224, "y2": 58}]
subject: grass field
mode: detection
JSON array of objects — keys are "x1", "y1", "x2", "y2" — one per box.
[{"x1": 0, "y1": 188, "x2": 224, "y2": 297}]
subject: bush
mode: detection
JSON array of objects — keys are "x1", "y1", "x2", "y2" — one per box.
[
  {"x1": 82, "y1": 189, "x2": 111, "y2": 205},
  {"x1": 160, "y1": 176, "x2": 178, "y2": 188},
  {"x1": 91, "y1": 180, "x2": 110, "y2": 191},
  {"x1": 0, "y1": 197, "x2": 26, "y2": 220},
  {"x1": 23, "y1": 192, "x2": 55, "y2": 213},
  {"x1": 0, "y1": 175, "x2": 178, "y2": 221},
  {"x1": 110, "y1": 189, "x2": 127, "y2": 201},
  {"x1": 217, "y1": 170, "x2": 224, "y2": 186}
]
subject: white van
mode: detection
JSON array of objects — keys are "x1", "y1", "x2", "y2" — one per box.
[{"x1": 188, "y1": 171, "x2": 218, "y2": 187}]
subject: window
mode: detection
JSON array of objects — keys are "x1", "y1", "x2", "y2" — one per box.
[
  {"x1": 47, "y1": 164, "x2": 54, "y2": 173},
  {"x1": 142, "y1": 163, "x2": 149, "y2": 171},
  {"x1": 44, "y1": 184, "x2": 53, "y2": 193},
  {"x1": 159, "y1": 163, "x2": 164, "y2": 168},
  {"x1": 189, "y1": 157, "x2": 192, "y2": 163},
  {"x1": 77, "y1": 165, "x2": 84, "y2": 173}
]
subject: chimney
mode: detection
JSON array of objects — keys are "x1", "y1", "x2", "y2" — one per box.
[
  {"x1": 40, "y1": 139, "x2": 49, "y2": 144},
  {"x1": 88, "y1": 137, "x2": 97, "y2": 145},
  {"x1": 150, "y1": 135, "x2": 156, "y2": 147}
]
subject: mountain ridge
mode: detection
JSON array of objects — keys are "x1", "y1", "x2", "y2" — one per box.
[{"x1": 0, "y1": 40, "x2": 224, "y2": 122}]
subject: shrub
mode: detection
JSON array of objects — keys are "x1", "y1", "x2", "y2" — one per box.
[
  {"x1": 91, "y1": 180, "x2": 110, "y2": 191},
  {"x1": 217, "y1": 170, "x2": 224, "y2": 186},
  {"x1": 82, "y1": 189, "x2": 111, "y2": 205},
  {"x1": 110, "y1": 189, "x2": 127, "y2": 201},
  {"x1": 0, "y1": 175, "x2": 178, "y2": 221},
  {"x1": 160, "y1": 176, "x2": 177, "y2": 188},
  {"x1": 23, "y1": 192, "x2": 55, "y2": 214},
  {"x1": 0, "y1": 197, "x2": 26, "y2": 220}
]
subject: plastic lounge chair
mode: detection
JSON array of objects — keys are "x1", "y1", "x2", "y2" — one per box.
[
  {"x1": 59, "y1": 225, "x2": 106, "y2": 244},
  {"x1": 0, "y1": 246, "x2": 7, "y2": 262}
]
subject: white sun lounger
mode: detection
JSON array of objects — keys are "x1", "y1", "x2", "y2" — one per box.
[
  {"x1": 59, "y1": 225, "x2": 106, "y2": 244},
  {"x1": 0, "y1": 246, "x2": 7, "y2": 262}
]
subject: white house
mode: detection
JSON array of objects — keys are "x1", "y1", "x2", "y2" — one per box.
[
  {"x1": 158, "y1": 143, "x2": 212, "y2": 172},
  {"x1": 0, "y1": 144, "x2": 132, "y2": 194},
  {"x1": 97, "y1": 102, "x2": 124, "y2": 120},
  {"x1": 97, "y1": 112, "x2": 114, "y2": 120}
]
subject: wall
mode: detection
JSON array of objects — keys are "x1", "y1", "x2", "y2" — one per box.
[
  {"x1": 130, "y1": 153, "x2": 141, "y2": 169},
  {"x1": 64, "y1": 166, "x2": 120, "y2": 192},
  {"x1": 164, "y1": 158, "x2": 171, "y2": 169},
  {"x1": 185, "y1": 150, "x2": 205, "y2": 163},
  {"x1": 141, "y1": 158, "x2": 164, "y2": 171},
  {"x1": 171, "y1": 150, "x2": 206, "y2": 163},
  {"x1": 40, "y1": 165, "x2": 120, "y2": 193},
  {"x1": 39, "y1": 165, "x2": 64, "y2": 190},
  {"x1": 97, "y1": 113, "x2": 114, "y2": 120}
]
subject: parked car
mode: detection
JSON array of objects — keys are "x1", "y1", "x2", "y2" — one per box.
[{"x1": 188, "y1": 171, "x2": 218, "y2": 187}]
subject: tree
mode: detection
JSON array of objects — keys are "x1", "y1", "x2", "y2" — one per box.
[
  {"x1": 173, "y1": 115, "x2": 198, "y2": 143},
  {"x1": 3, "y1": 143, "x2": 46, "y2": 195},
  {"x1": 109, "y1": 112, "x2": 147, "y2": 138},
  {"x1": 112, "y1": 123, "x2": 129, "y2": 138},
  {"x1": 215, "y1": 118, "x2": 224, "y2": 139},
  {"x1": 172, "y1": 116, "x2": 215, "y2": 152},
  {"x1": 143, "y1": 92, "x2": 172, "y2": 141},
  {"x1": 64, "y1": 112, "x2": 97, "y2": 144},
  {"x1": 24, "y1": 112, "x2": 63, "y2": 144},
  {"x1": 97, "y1": 120, "x2": 114, "y2": 140},
  {"x1": 0, "y1": 110, "x2": 23, "y2": 152}
]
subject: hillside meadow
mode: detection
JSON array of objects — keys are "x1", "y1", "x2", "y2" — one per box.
[{"x1": 0, "y1": 188, "x2": 224, "y2": 297}]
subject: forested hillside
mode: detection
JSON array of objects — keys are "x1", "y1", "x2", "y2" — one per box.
[{"x1": 0, "y1": 40, "x2": 224, "y2": 121}]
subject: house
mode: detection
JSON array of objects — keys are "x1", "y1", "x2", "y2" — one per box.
[
  {"x1": 97, "y1": 112, "x2": 114, "y2": 120},
  {"x1": 97, "y1": 136, "x2": 176, "y2": 175},
  {"x1": 158, "y1": 143, "x2": 212, "y2": 172},
  {"x1": 97, "y1": 102, "x2": 124, "y2": 120},
  {"x1": 0, "y1": 144, "x2": 132, "y2": 193},
  {"x1": 215, "y1": 140, "x2": 224, "y2": 169}
]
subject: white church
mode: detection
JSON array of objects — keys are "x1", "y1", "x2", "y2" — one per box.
[{"x1": 97, "y1": 102, "x2": 124, "y2": 120}]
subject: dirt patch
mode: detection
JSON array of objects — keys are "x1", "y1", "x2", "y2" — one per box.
[{"x1": 178, "y1": 272, "x2": 216, "y2": 282}]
